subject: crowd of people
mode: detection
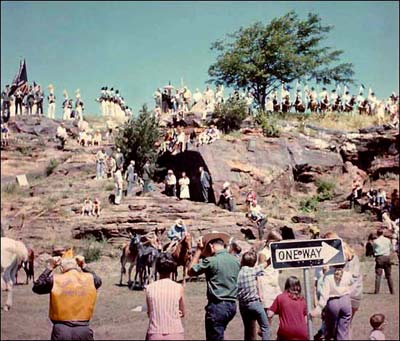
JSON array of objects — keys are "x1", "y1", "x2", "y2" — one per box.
[
  {"x1": 96, "y1": 86, "x2": 133, "y2": 118},
  {"x1": 152, "y1": 83, "x2": 255, "y2": 118},
  {"x1": 0, "y1": 83, "x2": 88, "y2": 122}
]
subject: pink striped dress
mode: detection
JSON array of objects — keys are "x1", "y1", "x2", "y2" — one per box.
[{"x1": 145, "y1": 278, "x2": 184, "y2": 340}]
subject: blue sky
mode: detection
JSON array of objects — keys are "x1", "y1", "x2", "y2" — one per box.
[{"x1": 1, "y1": 1, "x2": 399, "y2": 117}]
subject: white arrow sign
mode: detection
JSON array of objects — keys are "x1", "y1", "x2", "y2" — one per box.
[{"x1": 275, "y1": 241, "x2": 340, "y2": 264}]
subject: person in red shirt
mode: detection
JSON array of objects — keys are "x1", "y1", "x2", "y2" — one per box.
[{"x1": 268, "y1": 276, "x2": 308, "y2": 340}]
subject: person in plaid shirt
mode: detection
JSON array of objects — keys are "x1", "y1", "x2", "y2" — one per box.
[{"x1": 237, "y1": 250, "x2": 270, "y2": 341}]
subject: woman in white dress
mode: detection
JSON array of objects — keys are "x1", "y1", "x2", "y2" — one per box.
[{"x1": 178, "y1": 172, "x2": 190, "y2": 200}]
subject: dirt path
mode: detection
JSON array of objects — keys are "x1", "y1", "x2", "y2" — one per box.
[{"x1": 1, "y1": 257, "x2": 399, "y2": 340}]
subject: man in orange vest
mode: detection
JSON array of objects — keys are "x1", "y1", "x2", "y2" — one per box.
[{"x1": 32, "y1": 253, "x2": 102, "y2": 340}]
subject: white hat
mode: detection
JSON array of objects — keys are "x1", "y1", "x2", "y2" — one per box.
[{"x1": 223, "y1": 182, "x2": 230, "y2": 189}]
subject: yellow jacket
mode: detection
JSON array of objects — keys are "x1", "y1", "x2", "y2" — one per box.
[{"x1": 50, "y1": 269, "x2": 97, "y2": 321}]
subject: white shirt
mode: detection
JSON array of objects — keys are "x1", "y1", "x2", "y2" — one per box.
[
  {"x1": 316, "y1": 271, "x2": 355, "y2": 313},
  {"x1": 369, "y1": 330, "x2": 385, "y2": 340},
  {"x1": 373, "y1": 235, "x2": 391, "y2": 257},
  {"x1": 165, "y1": 174, "x2": 177, "y2": 185}
]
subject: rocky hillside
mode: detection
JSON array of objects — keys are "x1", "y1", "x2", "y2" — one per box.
[{"x1": 1, "y1": 115, "x2": 398, "y2": 263}]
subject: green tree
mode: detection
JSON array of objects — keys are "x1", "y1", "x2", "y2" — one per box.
[
  {"x1": 114, "y1": 104, "x2": 160, "y2": 176},
  {"x1": 208, "y1": 11, "x2": 354, "y2": 110},
  {"x1": 212, "y1": 97, "x2": 248, "y2": 133}
]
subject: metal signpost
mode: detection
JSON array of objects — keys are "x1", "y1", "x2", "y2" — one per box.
[{"x1": 270, "y1": 238, "x2": 345, "y2": 340}]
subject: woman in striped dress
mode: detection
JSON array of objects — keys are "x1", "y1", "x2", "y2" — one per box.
[{"x1": 145, "y1": 253, "x2": 185, "y2": 340}]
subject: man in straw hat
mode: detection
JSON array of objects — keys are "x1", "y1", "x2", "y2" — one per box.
[
  {"x1": 188, "y1": 231, "x2": 240, "y2": 341},
  {"x1": 32, "y1": 251, "x2": 102, "y2": 340},
  {"x1": 167, "y1": 218, "x2": 187, "y2": 241}
]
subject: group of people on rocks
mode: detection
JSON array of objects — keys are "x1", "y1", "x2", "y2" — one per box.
[
  {"x1": 349, "y1": 176, "x2": 400, "y2": 258},
  {"x1": 159, "y1": 125, "x2": 221, "y2": 156},
  {"x1": 152, "y1": 83, "x2": 256, "y2": 119},
  {"x1": 0, "y1": 83, "x2": 88, "y2": 122},
  {"x1": 81, "y1": 197, "x2": 101, "y2": 217},
  {"x1": 96, "y1": 86, "x2": 133, "y2": 118},
  {"x1": 266, "y1": 84, "x2": 399, "y2": 118}
]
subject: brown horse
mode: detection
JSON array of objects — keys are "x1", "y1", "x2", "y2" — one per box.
[
  {"x1": 308, "y1": 98, "x2": 318, "y2": 112},
  {"x1": 344, "y1": 97, "x2": 356, "y2": 113},
  {"x1": 358, "y1": 99, "x2": 371, "y2": 115},
  {"x1": 294, "y1": 97, "x2": 306, "y2": 113},
  {"x1": 120, "y1": 233, "x2": 141, "y2": 286},
  {"x1": 281, "y1": 98, "x2": 291, "y2": 113},
  {"x1": 319, "y1": 97, "x2": 330, "y2": 113},
  {"x1": 166, "y1": 233, "x2": 192, "y2": 286},
  {"x1": 16, "y1": 248, "x2": 34, "y2": 284}
]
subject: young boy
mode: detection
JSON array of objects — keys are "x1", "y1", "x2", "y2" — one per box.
[
  {"x1": 369, "y1": 313, "x2": 386, "y2": 340},
  {"x1": 237, "y1": 250, "x2": 269, "y2": 341}
]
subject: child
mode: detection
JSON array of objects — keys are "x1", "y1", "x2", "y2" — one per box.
[
  {"x1": 268, "y1": 276, "x2": 308, "y2": 340},
  {"x1": 369, "y1": 313, "x2": 386, "y2": 340},
  {"x1": 92, "y1": 198, "x2": 101, "y2": 217},
  {"x1": 237, "y1": 250, "x2": 269, "y2": 341},
  {"x1": 81, "y1": 198, "x2": 93, "y2": 216}
]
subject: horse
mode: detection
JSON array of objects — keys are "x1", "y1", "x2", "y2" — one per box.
[
  {"x1": 16, "y1": 247, "x2": 34, "y2": 284},
  {"x1": 166, "y1": 233, "x2": 193, "y2": 286},
  {"x1": 344, "y1": 97, "x2": 356, "y2": 113},
  {"x1": 308, "y1": 98, "x2": 318, "y2": 113},
  {"x1": 119, "y1": 232, "x2": 141, "y2": 287},
  {"x1": 358, "y1": 99, "x2": 371, "y2": 115},
  {"x1": 293, "y1": 97, "x2": 306, "y2": 113},
  {"x1": 1, "y1": 237, "x2": 29, "y2": 311},
  {"x1": 134, "y1": 242, "x2": 160, "y2": 290},
  {"x1": 319, "y1": 97, "x2": 330, "y2": 113},
  {"x1": 272, "y1": 98, "x2": 280, "y2": 112},
  {"x1": 331, "y1": 98, "x2": 343, "y2": 113},
  {"x1": 281, "y1": 98, "x2": 291, "y2": 113}
]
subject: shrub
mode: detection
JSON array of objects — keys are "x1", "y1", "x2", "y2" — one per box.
[
  {"x1": 3, "y1": 183, "x2": 18, "y2": 194},
  {"x1": 316, "y1": 179, "x2": 336, "y2": 201},
  {"x1": 255, "y1": 111, "x2": 281, "y2": 137},
  {"x1": 46, "y1": 159, "x2": 59, "y2": 176},
  {"x1": 16, "y1": 145, "x2": 33, "y2": 156},
  {"x1": 299, "y1": 195, "x2": 320, "y2": 213},
  {"x1": 77, "y1": 236, "x2": 104, "y2": 263},
  {"x1": 114, "y1": 104, "x2": 160, "y2": 175},
  {"x1": 212, "y1": 97, "x2": 248, "y2": 133}
]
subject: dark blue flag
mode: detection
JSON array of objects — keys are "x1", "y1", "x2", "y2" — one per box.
[{"x1": 9, "y1": 59, "x2": 28, "y2": 96}]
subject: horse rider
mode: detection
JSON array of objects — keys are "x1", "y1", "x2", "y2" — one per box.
[
  {"x1": 32, "y1": 253, "x2": 102, "y2": 340},
  {"x1": 167, "y1": 218, "x2": 188, "y2": 242}
]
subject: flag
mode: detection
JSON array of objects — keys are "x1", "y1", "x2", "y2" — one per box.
[
  {"x1": 359, "y1": 84, "x2": 365, "y2": 95},
  {"x1": 8, "y1": 59, "x2": 28, "y2": 96},
  {"x1": 368, "y1": 87, "x2": 373, "y2": 97},
  {"x1": 336, "y1": 84, "x2": 341, "y2": 93},
  {"x1": 343, "y1": 85, "x2": 348, "y2": 95}
]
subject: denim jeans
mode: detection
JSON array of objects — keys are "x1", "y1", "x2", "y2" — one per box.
[
  {"x1": 127, "y1": 181, "x2": 135, "y2": 196},
  {"x1": 205, "y1": 300, "x2": 236, "y2": 341},
  {"x1": 96, "y1": 161, "x2": 104, "y2": 179},
  {"x1": 239, "y1": 300, "x2": 270, "y2": 341}
]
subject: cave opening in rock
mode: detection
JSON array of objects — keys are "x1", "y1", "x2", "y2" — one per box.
[{"x1": 156, "y1": 151, "x2": 216, "y2": 203}]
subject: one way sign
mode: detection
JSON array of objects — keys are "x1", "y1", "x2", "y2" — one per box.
[{"x1": 270, "y1": 238, "x2": 345, "y2": 270}]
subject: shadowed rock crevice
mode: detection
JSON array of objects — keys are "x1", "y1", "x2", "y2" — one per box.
[{"x1": 156, "y1": 150, "x2": 216, "y2": 203}]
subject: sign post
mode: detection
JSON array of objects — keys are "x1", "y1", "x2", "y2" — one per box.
[
  {"x1": 270, "y1": 238, "x2": 345, "y2": 341},
  {"x1": 303, "y1": 268, "x2": 313, "y2": 340}
]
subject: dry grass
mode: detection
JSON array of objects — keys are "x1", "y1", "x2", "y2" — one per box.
[{"x1": 272, "y1": 111, "x2": 390, "y2": 131}]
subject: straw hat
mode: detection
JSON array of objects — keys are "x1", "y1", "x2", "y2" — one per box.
[
  {"x1": 175, "y1": 218, "x2": 184, "y2": 227},
  {"x1": 201, "y1": 231, "x2": 231, "y2": 258}
]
